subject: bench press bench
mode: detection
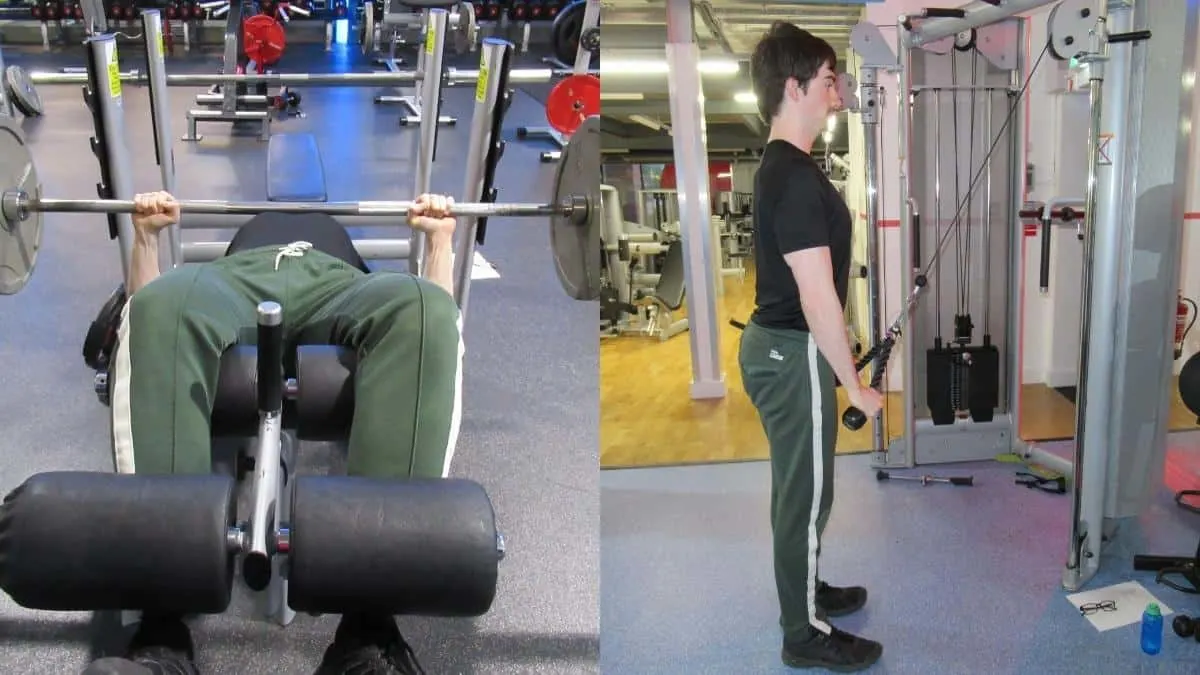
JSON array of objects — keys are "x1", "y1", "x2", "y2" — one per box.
[
  {"x1": 2, "y1": 204, "x2": 503, "y2": 635},
  {"x1": 266, "y1": 132, "x2": 327, "y2": 203}
]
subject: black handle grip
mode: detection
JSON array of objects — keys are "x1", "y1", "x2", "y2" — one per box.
[
  {"x1": 911, "y1": 212, "x2": 921, "y2": 269},
  {"x1": 1039, "y1": 219, "x2": 1052, "y2": 292},
  {"x1": 924, "y1": 8, "x2": 966, "y2": 19},
  {"x1": 843, "y1": 407, "x2": 867, "y2": 431},
  {"x1": 951, "y1": 476, "x2": 974, "y2": 486},
  {"x1": 257, "y1": 301, "x2": 284, "y2": 413},
  {"x1": 1109, "y1": 30, "x2": 1151, "y2": 44}
]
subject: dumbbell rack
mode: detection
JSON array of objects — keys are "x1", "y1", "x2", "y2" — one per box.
[
  {"x1": 516, "y1": 0, "x2": 598, "y2": 162},
  {"x1": 186, "y1": 0, "x2": 273, "y2": 140}
]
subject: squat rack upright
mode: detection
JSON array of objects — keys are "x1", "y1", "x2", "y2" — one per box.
[{"x1": 87, "y1": 13, "x2": 517, "y2": 319}]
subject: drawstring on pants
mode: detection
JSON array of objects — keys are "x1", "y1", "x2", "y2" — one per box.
[{"x1": 274, "y1": 241, "x2": 313, "y2": 271}]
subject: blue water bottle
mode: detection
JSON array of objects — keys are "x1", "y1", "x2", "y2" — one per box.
[{"x1": 1141, "y1": 602, "x2": 1163, "y2": 655}]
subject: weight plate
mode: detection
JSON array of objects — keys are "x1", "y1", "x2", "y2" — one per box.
[
  {"x1": 243, "y1": 15, "x2": 287, "y2": 66},
  {"x1": 0, "y1": 117, "x2": 43, "y2": 296},
  {"x1": 551, "y1": 0, "x2": 584, "y2": 65},
  {"x1": 5, "y1": 65, "x2": 44, "y2": 117},
  {"x1": 453, "y1": 1, "x2": 476, "y2": 55},
  {"x1": 361, "y1": 2, "x2": 375, "y2": 55},
  {"x1": 550, "y1": 115, "x2": 600, "y2": 301},
  {"x1": 545, "y1": 73, "x2": 599, "y2": 136}
]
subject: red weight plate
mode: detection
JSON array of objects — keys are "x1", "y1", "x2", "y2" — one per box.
[
  {"x1": 545, "y1": 74, "x2": 599, "y2": 136},
  {"x1": 243, "y1": 14, "x2": 287, "y2": 66}
]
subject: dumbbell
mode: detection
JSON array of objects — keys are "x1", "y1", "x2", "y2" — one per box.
[{"x1": 1174, "y1": 614, "x2": 1200, "y2": 642}]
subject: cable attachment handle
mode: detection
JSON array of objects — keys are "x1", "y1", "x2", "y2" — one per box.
[{"x1": 841, "y1": 274, "x2": 929, "y2": 431}]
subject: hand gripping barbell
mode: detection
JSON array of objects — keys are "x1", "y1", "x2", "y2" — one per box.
[{"x1": 0, "y1": 114, "x2": 603, "y2": 301}]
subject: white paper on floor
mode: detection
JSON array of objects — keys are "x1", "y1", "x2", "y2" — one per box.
[
  {"x1": 453, "y1": 252, "x2": 499, "y2": 280},
  {"x1": 1065, "y1": 580, "x2": 1174, "y2": 632}
]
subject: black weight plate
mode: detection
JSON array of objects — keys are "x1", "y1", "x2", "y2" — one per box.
[
  {"x1": 5, "y1": 65, "x2": 44, "y2": 117},
  {"x1": 552, "y1": 0, "x2": 584, "y2": 65},
  {"x1": 549, "y1": 115, "x2": 600, "y2": 301}
]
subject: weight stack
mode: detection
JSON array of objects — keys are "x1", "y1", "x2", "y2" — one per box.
[{"x1": 926, "y1": 344, "x2": 1000, "y2": 425}]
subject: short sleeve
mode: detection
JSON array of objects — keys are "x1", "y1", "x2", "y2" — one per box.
[{"x1": 772, "y1": 167, "x2": 829, "y2": 256}]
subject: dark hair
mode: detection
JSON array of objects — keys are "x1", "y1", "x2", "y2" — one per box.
[{"x1": 750, "y1": 22, "x2": 838, "y2": 122}]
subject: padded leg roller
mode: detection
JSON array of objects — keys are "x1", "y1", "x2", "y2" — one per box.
[
  {"x1": 287, "y1": 475, "x2": 500, "y2": 618},
  {"x1": 0, "y1": 472, "x2": 237, "y2": 614}
]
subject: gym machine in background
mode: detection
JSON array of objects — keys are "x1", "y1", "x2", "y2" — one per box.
[
  {"x1": 515, "y1": 0, "x2": 599, "y2": 161},
  {"x1": 846, "y1": 14, "x2": 1019, "y2": 468},
  {"x1": 367, "y1": 0, "x2": 475, "y2": 126},
  {"x1": 845, "y1": 0, "x2": 1194, "y2": 592},
  {"x1": 2, "y1": 0, "x2": 336, "y2": 53}
]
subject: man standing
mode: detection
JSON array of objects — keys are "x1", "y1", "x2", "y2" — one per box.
[{"x1": 738, "y1": 22, "x2": 885, "y2": 672}]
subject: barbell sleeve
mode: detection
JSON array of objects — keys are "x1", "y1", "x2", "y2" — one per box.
[{"x1": 3, "y1": 191, "x2": 580, "y2": 221}]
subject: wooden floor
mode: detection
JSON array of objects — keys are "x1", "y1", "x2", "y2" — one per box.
[{"x1": 600, "y1": 266, "x2": 1200, "y2": 469}]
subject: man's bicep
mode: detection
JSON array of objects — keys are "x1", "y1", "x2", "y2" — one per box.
[{"x1": 773, "y1": 175, "x2": 829, "y2": 255}]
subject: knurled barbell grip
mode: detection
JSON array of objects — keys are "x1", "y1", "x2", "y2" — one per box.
[{"x1": 2, "y1": 190, "x2": 585, "y2": 221}]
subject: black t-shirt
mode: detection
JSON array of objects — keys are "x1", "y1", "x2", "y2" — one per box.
[
  {"x1": 224, "y1": 212, "x2": 370, "y2": 272},
  {"x1": 749, "y1": 140, "x2": 852, "y2": 332}
]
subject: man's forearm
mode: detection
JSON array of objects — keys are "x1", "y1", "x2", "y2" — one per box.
[
  {"x1": 800, "y1": 288, "x2": 861, "y2": 391},
  {"x1": 421, "y1": 231, "x2": 455, "y2": 298},
  {"x1": 127, "y1": 230, "x2": 162, "y2": 295}
]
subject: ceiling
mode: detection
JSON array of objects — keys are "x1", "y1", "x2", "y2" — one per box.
[{"x1": 600, "y1": 1, "x2": 871, "y2": 164}]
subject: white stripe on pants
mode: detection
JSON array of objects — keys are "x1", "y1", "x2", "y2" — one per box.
[{"x1": 806, "y1": 338, "x2": 832, "y2": 635}]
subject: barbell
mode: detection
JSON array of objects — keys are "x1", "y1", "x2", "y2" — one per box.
[{"x1": 0, "y1": 114, "x2": 603, "y2": 301}]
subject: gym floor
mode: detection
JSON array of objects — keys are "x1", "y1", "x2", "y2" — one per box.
[
  {"x1": 0, "y1": 40, "x2": 598, "y2": 674},
  {"x1": 600, "y1": 263, "x2": 1200, "y2": 468},
  {"x1": 601, "y1": 435, "x2": 1200, "y2": 674}
]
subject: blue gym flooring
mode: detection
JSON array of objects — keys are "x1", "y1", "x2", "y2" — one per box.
[
  {"x1": 0, "y1": 41, "x2": 598, "y2": 674},
  {"x1": 601, "y1": 436, "x2": 1200, "y2": 674}
]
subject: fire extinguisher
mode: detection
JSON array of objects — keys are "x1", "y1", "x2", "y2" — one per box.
[{"x1": 1175, "y1": 292, "x2": 1196, "y2": 360}]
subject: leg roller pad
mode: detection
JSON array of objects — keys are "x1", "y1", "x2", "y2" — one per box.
[
  {"x1": 287, "y1": 475, "x2": 500, "y2": 618},
  {"x1": 0, "y1": 472, "x2": 237, "y2": 614}
]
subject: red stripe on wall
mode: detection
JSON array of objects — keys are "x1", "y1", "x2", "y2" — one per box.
[{"x1": 861, "y1": 212, "x2": 1200, "y2": 233}]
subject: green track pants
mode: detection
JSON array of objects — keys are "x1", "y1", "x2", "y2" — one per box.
[
  {"x1": 738, "y1": 319, "x2": 838, "y2": 641},
  {"x1": 109, "y1": 245, "x2": 464, "y2": 480}
]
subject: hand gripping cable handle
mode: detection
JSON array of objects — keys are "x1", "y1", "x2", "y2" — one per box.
[{"x1": 842, "y1": 274, "x2": 929, "y2": 431}]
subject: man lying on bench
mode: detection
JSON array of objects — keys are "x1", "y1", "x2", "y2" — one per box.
[{"x1": 99, "y1": 191, "x2": 462, "y2": 675}]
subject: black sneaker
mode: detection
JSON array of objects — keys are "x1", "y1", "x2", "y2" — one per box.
[
  {"x1": 782, "y1": 625, "x2": 882, "y2": 672},
  {"x1": 315, "y1": 613, "x2": 426, "y2": 675},
  {"x1": 816, "y1": 581, "x2": 868, "y2": 617},
  {"x1": 94, "y1": 614, "x2": 200, "y2": 675}
]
